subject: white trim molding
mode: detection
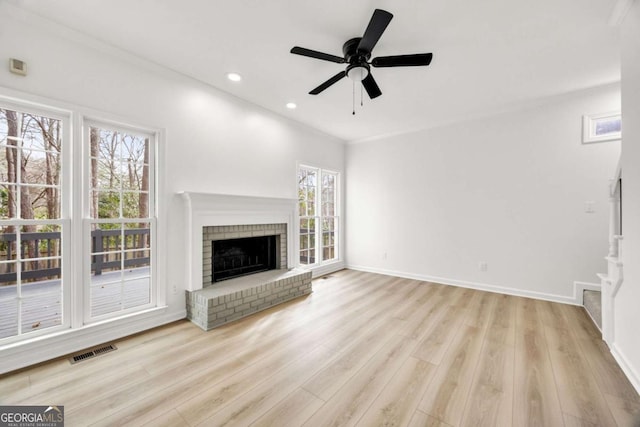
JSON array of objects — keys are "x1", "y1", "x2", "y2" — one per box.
[
  {"x1": 0, "y1": 306, "x2": 183, "y2": 374},
  {"x1": 611, "y1": 344, "x2": 640, "y2": 394},
  {"x1": 346, "y1": 264, "x2": 585, "y2": 305},
  {"x1": 180, "y1": 192, "x2": 298, "y2": 291}
]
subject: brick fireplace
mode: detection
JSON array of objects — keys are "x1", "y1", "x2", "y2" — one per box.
[
  {"x1": 181, "y1": 192, "x2": 312, "y2": 330},
  {"x1": 202, "y1": 223, "x2": 287, "y2": 287}
]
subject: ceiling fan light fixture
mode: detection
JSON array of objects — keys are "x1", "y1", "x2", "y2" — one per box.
[{"x1": 346, "y1": 65, "x2": 369, "y2": 82}]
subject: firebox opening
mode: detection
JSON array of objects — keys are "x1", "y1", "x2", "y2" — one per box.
[{"x1": 212, "y1": 235, "x2": 278, "y2": 282}]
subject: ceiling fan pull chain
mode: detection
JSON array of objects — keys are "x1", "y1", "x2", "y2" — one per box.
[{"x1": 352, "y1": 79, "x2": 356, "y2": 115}]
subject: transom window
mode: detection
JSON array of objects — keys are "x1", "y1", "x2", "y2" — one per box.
[{"x1": 298, "y1": 165, "x2": 339, "y2": 266}]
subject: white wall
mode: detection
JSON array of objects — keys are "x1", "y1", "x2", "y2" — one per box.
[
  {"x1": 616, "y1": 0, "x2": 640, "y2": 392},
  {"x1": 0, "y1": 4, "x2": 344, "y2": 372},
  {"x1": 346, "y1": 85, "x2": 620, "y2": 302}
]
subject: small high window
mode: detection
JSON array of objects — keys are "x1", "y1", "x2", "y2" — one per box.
[{"x1": 583, "y1": 111, "x2": 621, "y2": 143}]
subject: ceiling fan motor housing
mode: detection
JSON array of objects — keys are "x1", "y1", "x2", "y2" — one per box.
[{"x1": 343, "y1": 37, "x2": 371, "y2": 63}]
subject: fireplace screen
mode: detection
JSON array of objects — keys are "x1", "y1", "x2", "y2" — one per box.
[{"x1": 212, "y1": 235, "x2": 277, "y2": 282}]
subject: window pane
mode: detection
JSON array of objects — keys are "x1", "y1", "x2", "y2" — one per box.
[
  {"x1": 22, "y1": 150, "x2": 61, "y2": 187},
  {"x1": 122, "y1": 191, "x2": 145, "y2": 218},
  {"x1": 322, "y1": 218, "x2": 335, "y2": 232},
  {"x1": 20, "y1": 186, "x2": 61, "y2": 220},
  {"x1": 0, "y1": 184, "x2": 17, "y2": 219},
  {"x1": 21, "y1": 292, "x2": 62, "y2": 334},
  {"x1": 121, "y1": 134, "x2": 148, "y2": 165},
  {"x1": 124, "y1": 249, "x2": 150, "y2": 271},
  {"x1": 595, "y1": 117, "x2": 621, "y2": 136},
  {"x1": 91, "y1": 281, "x2": 122, "y2": 317},
  {"x1": 323, "y1": 232, "x2": 334, "y2": 246},
  {"x1": 322, "y1": 202, "x2": 334, "y2": 217},
  {"x1": 300, "y1": 250, "x2": 309, "y2": 265},
  {"x1": 123, "y1": 277, "x2": 150, "y2": 309},
  {"x1": 92, "y1": 223, "x2": 123, "y2": 253},
  {"x1": 88, "y1": 122, "x2": 154, "y2": 321},
  {"x1": 0, "y1": 261, "x2": 18, "y2": 289},
  {"x1": 20, "y1": 224, "x2": 62, "y2": 286},
  {"x1": 0, "y1": 146, "x2": 17, "y2": 184},
  {"x1": 0, "y1": 108, "x2": 65, "y2": 341},
  {"x1": 125, "y1": 222, "x2": 151, "y2": 250},
  {"x1": 0, "y1": 299, "x2": 18, "y2": 339},
  {"x1": 92, "y1": 190, "x2": 121, "y2": 219}
]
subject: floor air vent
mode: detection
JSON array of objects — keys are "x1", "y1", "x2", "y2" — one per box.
[{"x1": 70, "y1": 344, "x2": 117, "y2": 364}]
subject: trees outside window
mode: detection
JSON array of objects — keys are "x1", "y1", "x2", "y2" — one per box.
[
  {"x1": 86, "y1": 123, "x2": 155, "y2": 320},
  {"x1": 298, "y1": 165, "x2": 338, "y2": 266},
  {"x1": 0, "y1": 97, "x2": 158, "y2": 342},
  {"x1": 0, "y1": 107, "x2": 65, "y2": 339}
]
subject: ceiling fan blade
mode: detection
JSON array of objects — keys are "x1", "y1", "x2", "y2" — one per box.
[
  {"x1": 361, "y1": 73, "x2": 382, "y2": 99},
  {"x1": 291, "y1": 46, "x2": 345, "y2": 64},
  {"x1": 357, "y1": 9, "x2": 393, "y2": 54},
  {"x1": 309, "y1": 71, "x2": 347, "y2": 95},
  {"x1": 371, "y1": 53, "x2": 433, "y2": 67}
]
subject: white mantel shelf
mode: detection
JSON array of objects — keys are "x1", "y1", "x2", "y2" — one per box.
[{"x1": 180, "y1": 191, "x2": 298, "y2": 292}]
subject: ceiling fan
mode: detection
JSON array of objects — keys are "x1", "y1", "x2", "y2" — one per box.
[{"x1": 290, "y1": 9, "x2": 433, "y2": 101}]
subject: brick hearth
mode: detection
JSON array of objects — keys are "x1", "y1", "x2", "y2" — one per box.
[{"x1": 186, "y1": 268, "x2": 312, "y2": 330}]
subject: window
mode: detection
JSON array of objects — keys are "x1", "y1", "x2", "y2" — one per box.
[
  {"x1": 86, "y1": 122, "x2": 155, "y2": 321},
  {"x1": 0, "y1": 94, "x2": 159, "y2": 343},
  {"x1": 0, "y1": 106, "x2": 68, "y2": 340},
  {"x1": 298, "y1": 165, "x2": 339, "y2": 266},
  {"x1": 583, "y1": 111, "x2": 621, "y2": 143}
]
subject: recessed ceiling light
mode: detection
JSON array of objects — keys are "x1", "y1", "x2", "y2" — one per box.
[
  {"x1": 226, "y1": 72, "x2": 242, "y2": 82},
  {"x1": 286, "y1": 102, "x2": 297, "y2": 109}
]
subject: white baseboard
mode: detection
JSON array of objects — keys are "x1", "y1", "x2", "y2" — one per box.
[
  {"x1": 308, "y1": 261, "x2": 345, "y2": 279},
  {"x1": 0, "y1": 307, "x2": 186, "y2": 374},
  {"x1": 346, "y1": 264, "x2": 583, "y2": 306},
  {"x1": 611, "y1": 343, "x2": 640, "y2": 395}
]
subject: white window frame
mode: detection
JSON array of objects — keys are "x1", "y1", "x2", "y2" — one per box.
[
  {"x1": 297, "y1": 164, "x2": 340, "y2": 268},
  {"x1": 582, "y1": 111, "x2": 621, "y2": 143},
  {"x1": 0, "y1": 98, "x2": 72, "y2": 344},
  {"x1": 82, "y1": 119, "x2": 158, "y2": 323}
]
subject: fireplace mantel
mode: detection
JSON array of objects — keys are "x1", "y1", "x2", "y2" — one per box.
[{"x1": 180, "y1": 192, "x2": 297, "y2": 291}]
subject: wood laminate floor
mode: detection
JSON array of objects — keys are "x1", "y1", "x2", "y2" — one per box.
[{"x1": 1, "y1": 269, "x2": 639, "y2": 426}]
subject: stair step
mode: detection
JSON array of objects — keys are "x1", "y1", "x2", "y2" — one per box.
[{"x1": 583, "y1": 289, "x2": 602, "y2": 330}]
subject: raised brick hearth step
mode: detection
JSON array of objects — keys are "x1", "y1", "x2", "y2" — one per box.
[{"x1": 185, "y1": 268, "x2": 312, "y2": 330}]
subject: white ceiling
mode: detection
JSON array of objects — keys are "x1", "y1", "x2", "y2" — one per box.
[{"x1": 11, "y1": 0, "x2": 621, "y2": 142}]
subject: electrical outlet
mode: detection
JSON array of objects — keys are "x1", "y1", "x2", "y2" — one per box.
[
  {"x1": 172, "y1": 284, "x2": 178, "y2": 294},
  {"x1": 478, "y1": 262, "x2": 488, "y2": 272}
]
